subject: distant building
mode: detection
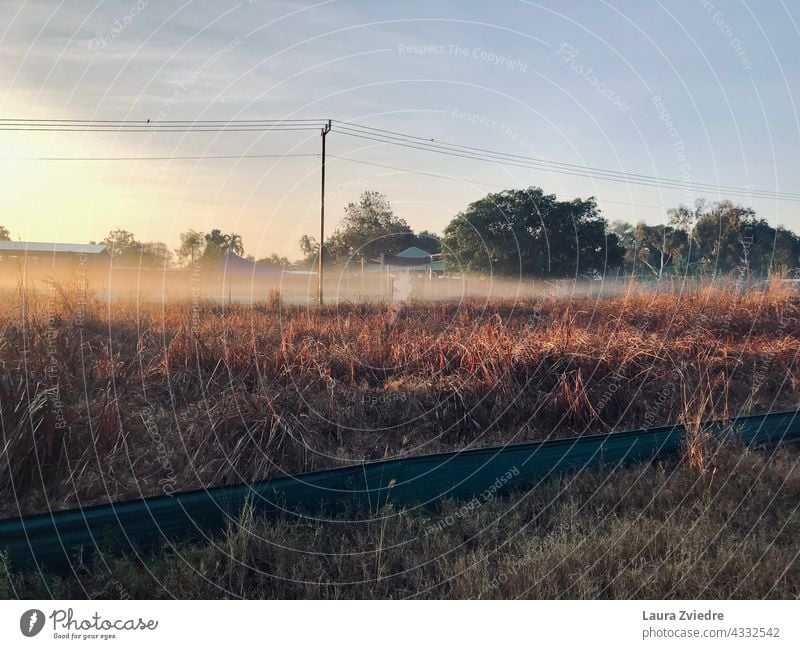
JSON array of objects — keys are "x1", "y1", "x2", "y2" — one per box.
[
  {"x1": 0, "y1": 241, "x2": 110, "y2": 288},
  {"x1": 195, "y1": 252, "x2": 317, "y2": 301},
  {"x1": 219, "y1": 252, "x2": 315, "y2": 280},
  {"x1": 369, "y1": 246, "x2": 444, "y2": 276}
]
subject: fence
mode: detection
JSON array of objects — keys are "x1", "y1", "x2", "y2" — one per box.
[{"x1": 1, "y1": 409, "x2": 798, "y2": 571}]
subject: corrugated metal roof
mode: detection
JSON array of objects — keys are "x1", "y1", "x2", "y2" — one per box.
[
  {"x1": 0, "y1": 241, "x2": 107, "y2": 255},
  {"x1": 395, "y1": 246, "x2": 432, "y2": 258}
]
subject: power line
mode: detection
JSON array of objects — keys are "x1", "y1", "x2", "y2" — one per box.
[
  {"x1": 333, "y1": 124, "x2": 800, "y2": 202},
  {"x1": 1, "y1": 152, "x2": 319, "y2": 161},
  {"x1": 329, "y1": 155, "x2": 672, "y2": 211},
  {"x1": 331, "y1": 153, "x2": 512, "y2": 187},
  {"x1": 0, "y1": 118, "x2": 326, "y2": 125},
  {"x1": 0, "y1": 126, "x2": 324, "y2": 133},
  {"x1": 334, "y1": 120, "x2": 800, "y2": 200},
  {"x1": 0, "y1": 144, "x2": 681, "y2": 210},
  {"x1": 2, "y1": 115, "x2": 797, "y2": 202},
  {"x1": 0, "y1": 118, "x2": 330, "y2": 133}
]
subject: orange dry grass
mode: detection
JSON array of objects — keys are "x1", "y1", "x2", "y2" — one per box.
[{"x1": 0, "y1": 281, "x2": 798, "y2": 516}]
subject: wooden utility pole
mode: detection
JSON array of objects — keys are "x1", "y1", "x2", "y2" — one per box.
[{"x1": 318, "y1": 120, "x2": 332, "y2": 305}]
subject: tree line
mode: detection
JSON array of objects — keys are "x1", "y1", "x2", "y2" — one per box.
[
  {"x1": 302, "y1": 188, "x2": 800, "y2": 278},
  {"x1": 2, "y1": 186, "x2": 797, "y2": 278}
]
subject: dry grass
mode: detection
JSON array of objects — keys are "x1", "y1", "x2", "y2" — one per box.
[
  {"x1": 1, "y1": 280, "x2": 799, "y2": 517},
  {"x1": 3, "y1": 440, "x2": 798, "y2": 599}
]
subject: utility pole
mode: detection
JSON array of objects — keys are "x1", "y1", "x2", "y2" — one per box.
[{"x1": 318, "y1": 119, "x2": 332, "y2": 305}]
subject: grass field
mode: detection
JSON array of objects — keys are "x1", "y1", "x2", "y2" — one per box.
[
  {"x1": 1, "y1": 280, "x2": 799, "y2": 598},
  {"x1": 1, "y1": 280, "x2": 799, "y2": 517}
]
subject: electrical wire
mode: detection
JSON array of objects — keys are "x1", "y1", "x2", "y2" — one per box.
[
  {"x1": 329, "y1": 154, "x2": 674, "y2": 210},
  {"x1": 0, "y1": 127, "x2": 325, "y2": 133},
  {"x1": 0, "y1": 118, "x2": 326, "y2": 125},
  {"x1": 1, "y1": 115, "x2": 795, "y2": 202},
  {"x1": 0, "y1": 152, "x2": 319, "y2": 161},
  {"x1": 333, "y1": 124, "x2": 799, "y2": 202},
  {"x1": 0, "y1": 118, "x2": 330, "y2": 133},
  {"x1": 334, "y1": 119, "x2": 800, "y2": 199}
]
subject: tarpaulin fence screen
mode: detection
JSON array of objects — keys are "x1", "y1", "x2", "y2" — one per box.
[{"x1": 1, "y1": 409, "x2": 798, "y2": 570}]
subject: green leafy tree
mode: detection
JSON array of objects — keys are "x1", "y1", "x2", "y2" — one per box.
[
  {"x1": 201, "y1": 229, "x2": 245, "y2": 265},
  {"x1": 770, "y1": 226, "x2": 800, "y2": 273},
  {"x1": 660, "y1": 199, "x2": 800, "y2": 276},
  {"x1": 0, "y1": 226, "x2": 11, "y2": 241},
  {"x1": 690, "y1": 201, "x2": 774, "y2": 275},
  {"x1": 324, "y1": 191, "x2": 416, "y2": 264},
  {"x1": 257, "y1": 253, "x2": 290, "y2": 269},
  {"x1": 204, "y1": 229, "x2": 227, "y2": 253},
  {"x1": 101, "y1": 230, "x2": 172, "y2": 267},
  {"x1": 689, "y1": 201, "x2": 753, "y2": 273},
  {"x1": 668, "y1": 199, "x2": 707, "y2": 232},
  {"x1": 139, "y1": 241, "x2": 173, "y2": 267},
  {"x1": 102, "y1": 229, "x2": 139, "y2": 256},
  {"x1": 200, "y1": 229, "x2": 224, "y2": 268},
  {"x1": 176, "y1": 230, "x2": 205, "y2": 265},
  {"x1": 300, "y1": 193, "x2": 438, "y2": 266},
  {"x1": 415, "y1": 230, "x2": 442, "y2": 254},
  {"x1": 299, "y1": 235, "x2": 317, "y2": 257},
  {"x1": 297, "y1": 235, "x2": 321, "y2": 269},
  {"x1": 442, "y1": 187, "x2": 624, "y2": 277},
  {"x1": 610, "y1": 221, "x2": 634, "y2": 250},
  {"x1": 631, "y1": 223, "x2": 688, "y2": 279},
  {"x1": 224, "y1": 233, "x2": 244, "y2": 256},
  {"x1": 610, "y1": 221, "x2": 636, "y2": 272}
]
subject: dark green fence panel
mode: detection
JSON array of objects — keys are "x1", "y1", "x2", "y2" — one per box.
[{"x1": 1, "y1": 410, "x2": 798, "y2": 571}]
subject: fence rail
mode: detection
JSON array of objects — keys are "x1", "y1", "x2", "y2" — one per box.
[{"x1": 1, "y1": 410, "x2": 799, "y2": 570}]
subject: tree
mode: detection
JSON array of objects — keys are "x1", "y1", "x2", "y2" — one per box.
[
  {"x1": 690, "y1": 201, "x2": 766, "y2": 275},
  {"x1": 300, "y1": 192, "x2": 439, "y2": 266},
  {"x1": 323, "y1": 191, "x2": 416, "y2": 264},
  {"x1": 197, "y1": 229, "x2": 246, "y2": 271},
  {"x1": 299, "y1": 234, "x2": 317, "y2": 257},
  {"x1": 630, "y1": 223, "x2": 688, "y2": 278},
  {"x1": 0, "y1": 226, "x2": 11, "y2": 241},
  {"x1": 102, "y1": 229, "x2": 138, "y2": 256},
  {"x1": 668, "y1": 199, "x2": 707, "y2": 232},
  {"x1": 257, "y1": 253, "x2": 290, "y2": 269},
  {"x1": 415, "y1": 230, "x2": 442, "y2": 254},
  {"x1": 442, "y1": 187, "x2": 624, "y2": 277},
  {"x1": 101, "y1": 230, "x2": 172, "y2": 267},
  {"x1": 204, "y1": 229, "x2": 227, "y2": 254},
  {"x1": 200, "y1": 229, "x2": 225, "y2": 267},
  {"x1": 201, "y1": 229, "x2": 245, "y2": 265},
  {"x1": 175, "y1": 230, "x2": 205, "y2": 265},
  {"x1": 139, "y1": 241, "x2": 173, "y2": 267},
  {"x1": 610, "y1": 221, "x2": 636, "y2": 272},
  {"x1": 661, "y1": 199, "x2": 800, "y2": 276},
  {"x1": 297, "y1": 235, "x2": 321, "y2": 269},
  {"x1": 610, "y1": 221, "x2": 634, "y2": 249},
  {"x1": 224, "y1": 233, "x2": 244, "y2": 256},
  {"x1": 770, "y1": 226, "x2": 800, "y2": 274}
]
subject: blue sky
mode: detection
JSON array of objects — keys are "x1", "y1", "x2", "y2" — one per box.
[{"x1": 1, "y1": 0, "x2": 798, "y2": 259}]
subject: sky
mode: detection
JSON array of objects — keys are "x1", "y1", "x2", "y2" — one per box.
[{"x1": 1, "y1": 0, "x2": 799, "y2": 260}]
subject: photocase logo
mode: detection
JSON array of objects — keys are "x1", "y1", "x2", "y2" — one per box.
[{"x1": 20, "y1": 609, "x2": 45, "y2": 637}]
